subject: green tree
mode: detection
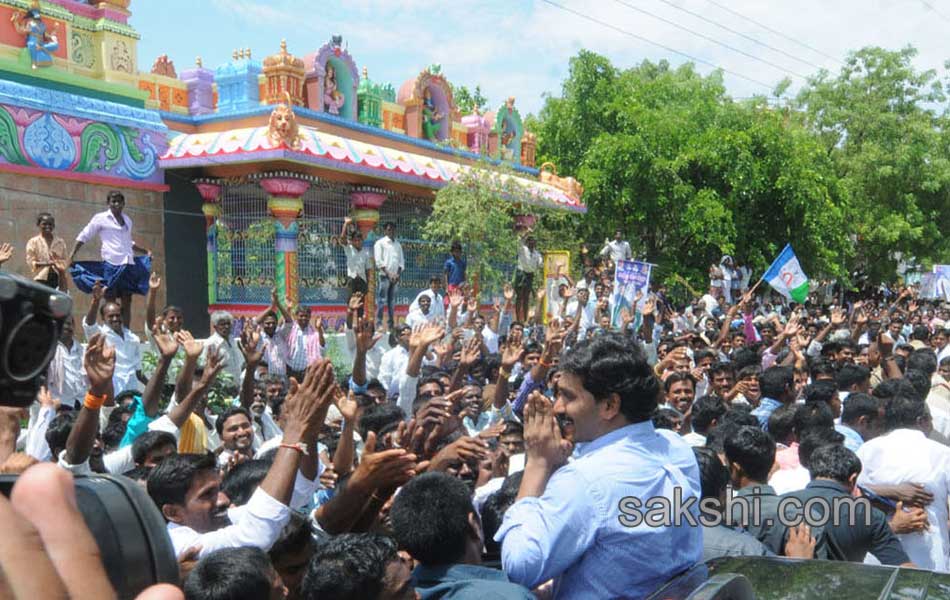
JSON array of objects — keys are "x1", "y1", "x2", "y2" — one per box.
[
  {"x1": 532, "y1": 50, "x2": 851, "y2": 290},
  {"x1": 794, "y1": 46, "x2": 950, "y2": 282},
  {"x1": 452, "y1": 84, "x2": 489, "y2": 115},
  {"x1": 424, "y1": 163, "x2": 564, "y2": 292}
]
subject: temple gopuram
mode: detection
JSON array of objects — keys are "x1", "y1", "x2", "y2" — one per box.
[{"x1": 0, "y1": 0, "x2": 584, "y2": 331}]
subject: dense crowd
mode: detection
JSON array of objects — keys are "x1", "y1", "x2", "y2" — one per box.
[{"x1": 2, "y1": 194, "x2": 950, "y2": 600}]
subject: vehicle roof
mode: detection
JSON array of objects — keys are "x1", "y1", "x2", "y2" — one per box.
[{"x1": 647, "y1": 556, "x2": 950, "y2": 599}]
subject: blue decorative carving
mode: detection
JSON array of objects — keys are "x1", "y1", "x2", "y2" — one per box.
[
  {"x1": 23, "y1": 112, "x2": 75, "y2": 169},
  {"x1": 116, "y1": 131, "x2": 158, "y2": 180},
  {"x1": 0, "y1": 79, "x2": 166, "y2": 134}
]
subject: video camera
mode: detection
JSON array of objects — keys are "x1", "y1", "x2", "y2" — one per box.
[
  {"x1": 0, "y1": 273, "x2": 71, "y2": 406},
  {"x1": 0, "y1": 273, "x2": 178, "y2": 598}
]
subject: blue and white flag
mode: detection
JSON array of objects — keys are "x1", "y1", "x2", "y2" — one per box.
[{"x1": 762, "y1": 244, "x2": 809, "y2": 303}]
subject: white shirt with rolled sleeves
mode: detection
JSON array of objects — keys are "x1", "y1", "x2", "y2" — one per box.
[
  {"x1": 75, "y1": 210, "x2": 135, "y2": 265},
  {"x1": 857, "y1": 428, "x2": 950, "y2": 571},
  {"x1": 167, "y1": 487, "x2": 291, "y2": 559},
  {"x1": 81, "y1": 322, "x2": 142, "y2": 394},
  {"x1": 600, "y1": 239, "x2": 632, "y2": 264},
  {"x1": 373, "y1": 236, "x2": 404, "y2": 276}
]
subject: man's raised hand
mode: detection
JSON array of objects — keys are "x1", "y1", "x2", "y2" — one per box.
[
  {"x1": 238, "y1": 323, "x2": 263, "y2": 366},
  {"x1": 83, "y1": 334, "x2": 115, "y2": 396},
  {"x1": 176, "y1": 330, "x2": 204, "y2": 361},
  {"x1": 152, "y1": 317, "x2": 179, "y2": 359},
  {"x1": 523, "y1": 391, "x2": 571, "y2": 470}
]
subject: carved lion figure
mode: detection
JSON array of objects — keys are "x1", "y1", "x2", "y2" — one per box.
[{"x1": 267, "y1": 93, "x2": 302, "y2": 150}]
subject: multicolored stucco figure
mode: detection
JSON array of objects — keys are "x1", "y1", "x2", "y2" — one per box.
[
  {"x1": 422, "y1": 87, "x2": 443, "y2": 141},
  {"x1": 324, "y1": 63, "x2": 345, "y2": 115},
  {"x1": 11, "y1": 5, "x2": 59, "y2": 69}
]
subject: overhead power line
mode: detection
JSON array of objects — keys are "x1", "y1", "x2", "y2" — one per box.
[
  {"x1": 539, "y1": 0, "x2": 780, "y2": 93},
  {"x1": 919, "y1": 0, "x2": 950, "y2": 24},
  {"x1": 652, "y1": 0, "x2": 826, "y2": 72},
  {"x1": 705, "y1": 0, "x2": 844, "y2": 66},
  {"x1": 611, "y1": 0, "x2": 809, "y2": 80}
]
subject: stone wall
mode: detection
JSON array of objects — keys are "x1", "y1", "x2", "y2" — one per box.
[{"x1": 0, "y1": 172, "x2": 165, "y2": 335}]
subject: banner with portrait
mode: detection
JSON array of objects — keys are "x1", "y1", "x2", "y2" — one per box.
[
  {"x1": 542, "y1": 251, "x2": 571, "y2": 324},
  {"x1": 611, "y1": 259, "x2": 652, "y2": 328}
]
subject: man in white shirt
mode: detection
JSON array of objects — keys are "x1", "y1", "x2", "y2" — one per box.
[
  {"x1": 406, "y1": 294, "x2": 438, "y2": 329},
  {"x1": 344, "y1": 302, "x2": 391, "y2": 382},
  {"x1": 378, "y1": 325, "x2": 412, "y2": 396},
  {"x1": 564, "y1": 287, "x2": 597, "y2": 339},
  {"x1": 599, "y1": 229, "x2": 632, "y2": 264},
  {"x1": 408, "y1": 276, "x2": 446, "y2": 323},
  {"x1": 203, "y1": 310, "x2": 245, "y2": 387},
  {"x1": 82, "y1": 282, "x2": 142, "y2": 394},
  {"x1": 373, "y1": 222, "x2": 404, "y2": 329},
  {"x1": 46, "y1": 317, "x2": 86, "y2": 408},
  {"x1": 514, "y1": 234, "x2": 542, "y2": 323},
  {"x1": 857, "y1": 394, "x2": 950, "y2": 571},
  {"x1": 70, "y1": 190, "x2": 151, "y2": 328},
  {"x1": 148, "y1": 359, "x2": 336, "y2": 558},
  {"x1": 341, "y1": 217, "x2": 372, "y2": 309}
]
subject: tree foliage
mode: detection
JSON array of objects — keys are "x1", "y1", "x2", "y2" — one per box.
[
  {"x1": 424, "y1": 163, "x2": 564, "y2": 293},
  {"x1": 531, "y1": 50, "x2": 851, "y2": 289},
  {"x1": 794, "y1": 46, "x2": 950, "y2": 282},
  {"x1": 452, "y1": 84, "x2": 489, "y2": 115}
]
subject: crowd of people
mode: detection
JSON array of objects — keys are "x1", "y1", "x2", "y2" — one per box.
[{"x1": 4, "y1": 195, "x2": 950, "y2": 600}]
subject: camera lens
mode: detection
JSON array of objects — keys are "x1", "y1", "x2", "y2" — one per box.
[
  {"x1": 3, "y1": 313, "x2": 57, "y2": 381},
  {"x1": 0, "y1": 474, "x2": 179, "y2": 600}
]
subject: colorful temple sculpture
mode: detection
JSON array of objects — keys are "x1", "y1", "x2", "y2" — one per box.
[{"x1": 0, "y1": 0, "x2": 584, "y2": 331}]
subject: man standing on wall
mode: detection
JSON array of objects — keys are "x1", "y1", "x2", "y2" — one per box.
[
  {"x1": 69, "y1": 190, "x2": 151, "y2": 329},
  {"x1": 374, "y1": 221, "x2": 404, "y2": 330},
  {"x1": 444, "y1": 240, "x2": 467, "y2": 298},
  {"x1": 341, "y1": 217, "x2": 372, "y2": 314},
  {"x1": 600, "y1": 228, "x2": 632, "y2": 266},
  {"x1": 513, "y1": 232, "x2": 542, "y2": 323}
]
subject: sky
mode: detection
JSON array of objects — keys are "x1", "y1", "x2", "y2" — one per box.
[{"x1": 132, "y1": 0, "x2": 950, "y2": 116}]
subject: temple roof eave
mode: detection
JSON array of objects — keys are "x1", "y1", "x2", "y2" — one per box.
[{"x1": 159, "y1": 126, "x2": 586, "y2": 213}]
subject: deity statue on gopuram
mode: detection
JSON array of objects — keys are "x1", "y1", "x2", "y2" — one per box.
[
  {"x1": 422, "y1": 87, "x2": 443, "y2": 141},
  {"x1": 10, "y1": 4, "x2": 59, "y2": 69}
]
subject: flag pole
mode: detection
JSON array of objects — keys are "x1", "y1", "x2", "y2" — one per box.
[{"x1": 747, "y1": 277, "x2": 764, "y2": 296}]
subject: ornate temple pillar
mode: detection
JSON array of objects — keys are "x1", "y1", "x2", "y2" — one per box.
[
  {"x1": 350, "y1": 186, "x2": 387, "y2": 319},
  {"x1": 195, "y1": 179, "x2": 222, "y2": 306},
  {"x1": 255, "y1": 173, "x2": 312, "y2": 307}
]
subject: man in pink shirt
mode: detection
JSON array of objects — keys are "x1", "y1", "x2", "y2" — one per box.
[{"x1": 69, "y1": 190, "x2": 151, "y2": 328}]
